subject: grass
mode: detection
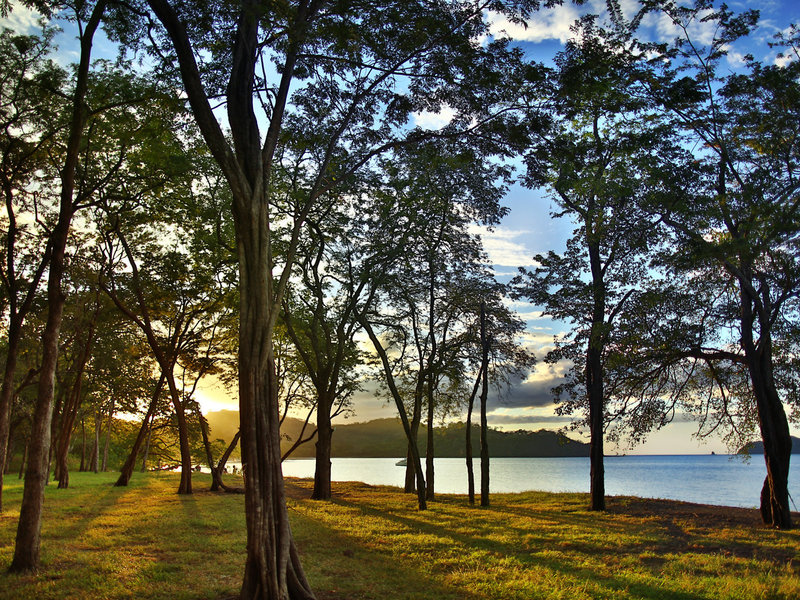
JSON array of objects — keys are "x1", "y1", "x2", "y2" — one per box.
[{"x1": 0, "y1": 471, "x2": 798, "y2": 599}]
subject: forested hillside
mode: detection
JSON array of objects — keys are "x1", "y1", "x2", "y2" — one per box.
[{"x1": 206, "y1": 412, "x2": 588, "y2": 458}]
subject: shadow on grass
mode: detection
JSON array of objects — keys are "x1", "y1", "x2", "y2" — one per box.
[{"x1": 287, "y1": 480, "x2": 784, "y2": 600}]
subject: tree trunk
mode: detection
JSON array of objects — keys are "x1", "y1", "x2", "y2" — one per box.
[
  {"x1": 586, "y1": 234, "x2": 606, "y2": 512},
  {"x1": 465, "y1": 363, "x2": 483, "y2": 506},
  {"x1": 425, "y1": 392, "x2": 435, "y2": 501},
  {"x1": 238, "y1": 350, "x2": 314, "y2": 598},
  {"x1": 18, "y1": 440, "x2": 27, "y2": 479},
  {"x1": 101, "y1": 398, "x2": 115, "y2": 472},
  {"x1": 0, "y1": 333, "x2": 21, "y2": 511},
  {"x1": 312, "y1": 405, "x2": 332, "y2": 500},
  {"x1": 116, "y1": 373, "x2": 164, "y2": 486},
  {"x1": 587, "y1": 342, "x2": 605, "y2": 511},
  {"x1": 9, "y1": 220, "x2": 73, "y2": 572},
  {"x1": 143, "y1": 0, "x2": 319, "y2": 594},
  {"x1": 479, "y1": 302, "x2": 490, "y2": 508},
  {"x1": 404, "y1": 390, "x2": 423, "y2": 493},
  {"x1": 163, "y1": 371, "x2": 192, "y2": 494},
  {"x1": 4, "y1": 418, "x2": 16, "y2": 475},
  {"x1": 91, "y1": 410, "x2": 101, "y2": 473},
  {"x1": 740, "y1": 282, "x2": 792, "y2": 529},
  {"x1": 198, "y1": 407, "x2": 224, "y2": 491},
  {"x1": 141, "y1": 425, "x2": 152, "y2": 473},
  {"x1": 359, "y1": 314, "x2": 427, "y2": 510},
  {"x1": 79, "y1": 417, "x2": 86, "y2": 472},
  {"x1": 55, "y1": 312, "x2": 98, "y2": 489}
]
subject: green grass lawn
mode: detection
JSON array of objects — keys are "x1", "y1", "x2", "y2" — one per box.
[{"x1": 0, "y1": 471, "x2": 798, "y2": 599}]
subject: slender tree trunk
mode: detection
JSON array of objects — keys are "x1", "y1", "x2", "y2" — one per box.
[
  {"x1": 141, "y1": 425, "x2": 152, "y2": 473},
  {"x1": 0, "y1": 333, "x2": 21, "y2": 511},
  {"x1": 50, "y1": 386, "x2": 67, "y2": 484},
  {"x1": 160, "y1": 368, "x2": 192, "y2": 493},
  {"x1": 425, "y1": 264, "x2": 436, "y2": 501},
  {"x1": 91, "y1": 410, "x2": 101, "y2": 473},
  {"x1": 116, "y1": 373, "x2": 164, "y2": 486},
  {"x1": 56, "y1": 312, "x2": 98, "y2": 489},
  {"x1": 359, "y1": 314, "x2": 427, "y2": 510},
  {"x1": 79, "y1": 417, "x2": 86, "y2": 472},
  {"x1": 587, "y1": 342, "x2": 605, "y2": 511},
  {"x1": 479, "y1": 302, "x2": 490, "y2": 508},
  {"x1": 4, "y1": 418, "x2": 17, "y2": 475},
  {"x1": 405, "y1": 390, "x2": 423, "y2": 493},
  {"x1": 587, "y1": 236, "x2": 606, "y2": 512},
  {"x1": 197, "y1": 407, "x2": 225, "y2": 491},
  {"x1": 465, "y1": 363, "x2": 483, "y2": 506},
  {"x1": 212, "y1": 429, "x2": 243, "y2": 493},
  {"x1": 18, "y1": 442, "x2": 26, "y2": 480},
  {"x1": 312, "y1": 401, "x2": 332, "y2": 500},
  {"x1": 425, "y1": 392, "x2": 435, "y2": 501},
  {"x1": 100, "y1": 398, "x2": 114, "y2": 472}
]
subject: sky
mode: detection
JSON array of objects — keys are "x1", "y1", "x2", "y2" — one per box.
[{"x1": 3, "y1": 1, "x2": 800, "y2": 454}]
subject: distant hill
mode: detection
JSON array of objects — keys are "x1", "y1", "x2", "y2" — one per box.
[
  {"x1": 206, "y1": 411, "x2": 589, "y2": 458},
  {"x1": 738, "y1": 436, "x2": 800, "y2": 456}
]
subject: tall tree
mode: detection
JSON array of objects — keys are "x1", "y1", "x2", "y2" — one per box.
[
  {"x1": 0, "y1": 26, "x2": 64, "y2": 513},
  {"x1": 642, "y1": 2, "x2": 800, "y2": 528},
  {"x1": 109, "y1": 1, "x2": 540, "y2": 595},
  {"x1": 11, "y1": 0, "x2": 110, "y2": 572},
  {"x1": 515, "y1": 20, "x2": 682, "y2": 511}
]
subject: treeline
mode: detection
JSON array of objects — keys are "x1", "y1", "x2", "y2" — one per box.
[
  {"x1": 274, "y1": 418, "x2": 589, "y2": 458},
  {"x1": 0, "y1": 1, "x2": 798, "y2": 595}
]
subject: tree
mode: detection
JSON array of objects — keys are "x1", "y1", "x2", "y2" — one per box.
[
  {"x1": 515, "y1": 20, "x2": 682, "y2": 511},
  {"x1": 0, "y1": 25, "x2": 65, "y2": 513},
  {"x1": 11, "y1": 0, "x2": 110, "y2": 572},
  {"x1": 108, "y1": 1, "x2": 540, "y2": 595},
  {"x1": 642, "y1": 2, "x2": 800, "y2": 528},
  {"x1": 353, "y1": 139, "x2": 516, "y2": 503},
  {"x1": 281, "y1": 220, "x2": 363, "y2": 500}
]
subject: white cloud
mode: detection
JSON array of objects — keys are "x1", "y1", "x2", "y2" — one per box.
[
  {"x1": 486, "y1": 5, "x2": 581, "y2": 44},
  {"x1": 0, "y1": 1, "x2": 44, "y2": 34},
  {"x1": 644, "y1": 7, "x2": 718, "y2": 47},
  {"x1": 722, "y1": 44, "x2": 748, "y2": 67},
  {"x1": 469, "y1": 225, "x2": 537, "y2": 268},
  {"x1": 412, "y1": 105, "x2": 456, "y2": 130}
]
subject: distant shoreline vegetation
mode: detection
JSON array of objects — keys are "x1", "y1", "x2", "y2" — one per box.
[
  {"x1": 738, "y1": 436, "x2": 800, "y2": 456},
  {"x1": 206, "y1": 411, "x2": 589, "y2": 458}
]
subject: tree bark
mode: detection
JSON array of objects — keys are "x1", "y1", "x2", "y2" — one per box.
[
  {"x1": 425, "y1": 392, "x2": 435, "y2": 501},
  {"x1": 479, "y1": 302, "x2": 490, "y2": 508},
  {"x1": 404, "y1": 387, "x2": 423, "y2": 493},
  {"x1": 144, "y1": 0, "x2": 320, "y2": 594},
  {"x1": 739, "y1": 279, "x2": 792, "y2": 529},
  {"x1": 141, "y1": 425, "x2": 152, "y2": 473},
  {"x1": 0, "y1": 333, "x2": 21, "y2": 511},
  {"x1": 91, "y1": 410, "x2": 101, "y2": 473},
  {"x1": 101, "y1": 398, "x2": 115, "y2": 472},
  {"x1": 465, "y1": 363, "x2": 483, "y2": 505},
  {"x1": 586, "y1": 231, "x2": 606, "y2": 512},
  {"x1": 116, "y1": 372, "x2": 164, "y2": 486},
  {"x1": 79, "y1": 417, "x2": 86, "y2": 472},
  {"x1": 197, "y1": 406, "x2": 225, "y2": 491},
  {"x1": 18, "y1": 442, "x2": 26, "y2": 480},
  {"x1": 311, "y1": 404, "x2": 332, "y2": 500}
]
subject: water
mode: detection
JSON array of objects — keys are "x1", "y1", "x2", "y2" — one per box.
[{"x1": 280, "y1": 455, "x2": 800, "y2": 509}]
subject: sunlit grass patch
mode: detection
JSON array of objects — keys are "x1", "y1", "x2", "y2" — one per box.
[{"x1": 1, "y1": 472, "x2": 798, "y2": 599}]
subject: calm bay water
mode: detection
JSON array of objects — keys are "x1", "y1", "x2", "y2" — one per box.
[{"x1": 281, "y1": 455, "x2": 800, "y2": 509}]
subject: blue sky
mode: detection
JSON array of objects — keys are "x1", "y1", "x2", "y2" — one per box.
[{"x1": 4, "y1": 1, "x2": 799, "y2": 453}]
